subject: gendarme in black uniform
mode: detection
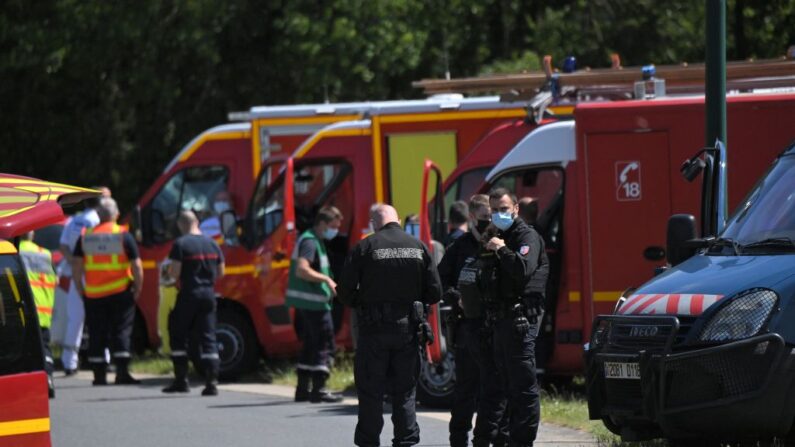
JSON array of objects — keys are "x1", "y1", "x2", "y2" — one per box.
[
  {"x1": 167, "y1": 233, "x2": 223, "y2": 393},
  {"x1": 438, "y1": 231, "x2": 508, "y2": 447},
  {"x1": 338, "y1": 221, "x2": 442, "y2": 447},
  {"x1": 490, "y1": 218, "x2": 548, "y2": 447}
]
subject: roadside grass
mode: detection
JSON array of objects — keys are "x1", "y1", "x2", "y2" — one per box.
[
  {"x1": 130, "y1": 353, "x2": 176, "y2": 375},
  {"x1": 264, "y1": 352, "x2": 356, "y2": 393},
  {"x1": 540, "y1": 388, "x2": 615, "y2": 439}
]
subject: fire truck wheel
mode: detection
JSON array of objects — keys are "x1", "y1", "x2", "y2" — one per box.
[
  {"x1": 601, "y1": 416, "x2": 623, "y2": 436},
  {"x1": 214, "y1": 307, "x2": 259, "y2": 380},
  {"x1": 416, "y1": 352, "x2": 455, "y2": 408}
]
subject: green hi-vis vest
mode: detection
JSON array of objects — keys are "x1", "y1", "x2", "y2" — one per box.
[
  {"x1": 285, "y1": 231, "x2": 333, "y2": 311},
  {"x1": 19, "y1": 240, "x2": 56, "y2": 329}
]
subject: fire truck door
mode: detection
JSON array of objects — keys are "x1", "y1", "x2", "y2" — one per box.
[
  {"x1": 419, "y1": 160, "x2": 447, "y2": 364},
  {"x1": 387, "y1": 132, "x2": 457, "y2": 220},
  {"x1": 584, "y1": 131, "x2": 671, "y2": 320},
  {"x1": 0, "y1": 255, "x2": 51, "y2": 447}
]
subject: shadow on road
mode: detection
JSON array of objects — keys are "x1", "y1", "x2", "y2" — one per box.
[{"x1": 207, "y1": 401, "x2": 296, "y2": 409}]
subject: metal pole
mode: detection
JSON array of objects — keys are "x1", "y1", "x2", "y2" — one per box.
[
  {"x1": 700, "y1": 0, "x2": 727, "y2": 237},
  {"x1": 705, "y1": 0, "x2": 727, "y2": 147}
]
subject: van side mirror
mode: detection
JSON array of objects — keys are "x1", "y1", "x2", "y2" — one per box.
[
  {"x1": 151, "y1": 209, "x2": 167, "y2": 243},
  {"x1": 666, "y1": 214, "x2": 698, "y2": 266},
  {"x1": 220, "y1": 210, "x2": 238, "y2": 244},
  {"x1": 129, "y1": 206, "x2": 143, "y2": 243}
]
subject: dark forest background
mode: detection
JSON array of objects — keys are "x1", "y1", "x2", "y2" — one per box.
[{"x1": 2, "y1": 0, "x2": 793, "y2": 208}]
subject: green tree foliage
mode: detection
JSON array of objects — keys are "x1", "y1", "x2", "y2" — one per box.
[{"x1": 1, "y1": 0, "x2": 792, "y2": 209}]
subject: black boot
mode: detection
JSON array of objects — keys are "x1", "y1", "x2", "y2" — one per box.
[
  {"x1": 201, "y1": 358, "x2": 219, "y2": 397},
  {"x1": 310, "y1": 371, "x2": 343, "y2": 403},
  {"x1": 162, "y1": 357, "x2": 190, "y2": 393},
  {"x1": 295, "y1": 370, "x2": 311, "y2": 402},
  {"x1": 114, "y1": 358, "x2": 141, "y2": 385},
  {"x1": 92, "y1": 364, "x2": 108, "y2": 386}
]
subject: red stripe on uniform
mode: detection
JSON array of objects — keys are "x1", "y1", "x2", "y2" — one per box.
[
  {"x1": 666, "y1": 294, "x2": 681, "y2": 314},
  {"x1": 690, "y1": 294, "x2": 704, "y2": 315},
  {"x1": 183, "y1": 254, "x2": 219, "y2": 261}
]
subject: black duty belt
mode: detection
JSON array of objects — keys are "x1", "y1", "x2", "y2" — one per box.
[{"x1": 357, "y1": 302, "x2": 414, "y2": 326}]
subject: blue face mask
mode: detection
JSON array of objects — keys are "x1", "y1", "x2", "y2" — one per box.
[
  {"x1": 491, "y1": 212, "x2": 514, "y2": 231},
  {"x1": 405, "y1": 223, "x2": 420, "y2": 238},
  {"x1": 323, "y1": 228, "x2": 339, "y2": 240}
]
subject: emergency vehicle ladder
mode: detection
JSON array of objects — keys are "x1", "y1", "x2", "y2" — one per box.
[{"x1": 413, "y1": 52, "x2": 795, "y2": 119}]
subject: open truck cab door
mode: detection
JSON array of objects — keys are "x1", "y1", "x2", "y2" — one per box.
[
  {"x1": 0, "y1": 174, "x2": 101, "y2": 447},
  {"x1": 242, "y1": 148, "x2": 359, "y2": 361},
  {"x1": 418, "y1": 159, "x2": 447, "y2": 364}
]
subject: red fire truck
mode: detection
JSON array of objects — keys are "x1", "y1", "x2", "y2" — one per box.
[
  {"x1": 0, "y1": 175, "x2": 99, "y2": 447},
  {"x1": 413, "y1": 56, "x2": 795, "y2": 391},
  {"x1": 129, "y1": 96, "x2": 538, "y2": 382},
  {"x1": 477, "y1": 92, "x2": 795, "y2": 376}
]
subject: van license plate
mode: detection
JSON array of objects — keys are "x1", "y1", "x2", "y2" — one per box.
[{"x1": 604, "y1": 362, "x2": 641, "y2": 380}]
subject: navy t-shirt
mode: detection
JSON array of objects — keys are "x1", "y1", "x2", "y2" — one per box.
[{"x1": 168, "y1": 234, "x2": 224, "y2": 293}]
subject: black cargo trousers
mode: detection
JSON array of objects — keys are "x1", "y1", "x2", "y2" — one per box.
[
  {"x1": 84, "y1": 289, "x2": 135, "y2": 364},
  {"x1": 169, "y1": 289, "x2": 219, "y2": 376},
  {"x1": 354, "y1": 309, "x2": 421, "y2": 447},
  {"x1": 449, "y1": 318, "x2": 509, "y2": 447},
  {"x1": 492, "y1": 310, "x2": 544, "y2": 447}
]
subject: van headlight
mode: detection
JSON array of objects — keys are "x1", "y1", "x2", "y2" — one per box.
[
  {"x1": 698, "y1": 289, "x2": 778, "y2": 342},
  {"x1": 590, "y1": 319, "x2": 611, "y2": 349}
]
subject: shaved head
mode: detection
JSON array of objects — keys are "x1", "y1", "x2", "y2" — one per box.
[
  {"x1": 177, "y1": 210, "x2": 200, "y2": 235},
  {"x1": 369, "y1": 204, "x2": 399, "y2": 231}
]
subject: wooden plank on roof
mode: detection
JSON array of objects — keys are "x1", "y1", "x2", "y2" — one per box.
[{"x1": 413, "y1": 57, "x2": 795, "y2": 95}]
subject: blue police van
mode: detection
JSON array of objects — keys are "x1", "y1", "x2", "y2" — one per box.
[{"x1": 586, "y1": 140, "x2": 795, "y2": 443}]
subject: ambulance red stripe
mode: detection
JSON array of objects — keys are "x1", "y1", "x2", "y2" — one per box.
[
  {"x1": 619, "y1": 294, "x2": 646, "y2": 314},
  {"x1": 633, "y1": 294, "x2": 666, "y2": 314},
  {"x1": 666, "y1": 294, "x2": 681, "y2": 314},
  {"x1": 690, "y1": 294, "x2": 704, "y2": 315}
]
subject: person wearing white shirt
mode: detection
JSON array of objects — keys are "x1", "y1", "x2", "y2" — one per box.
[{"x1": 57, "y1": 186, "x2": 110, "y2": 374}]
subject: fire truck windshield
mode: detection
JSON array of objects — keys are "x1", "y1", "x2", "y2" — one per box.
[
  {"x1": 489, "y1": 167, "x2": 564, "y2": 245},
  {"x1": 250, "y1": 161, "x2": 352, "y2": 243},
  {"x1": 721, "y1": 155, "x2": 795, "y2": 250}
]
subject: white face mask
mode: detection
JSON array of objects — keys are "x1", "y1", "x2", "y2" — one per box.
[{"x1": 213, "y1": 201, "x2": 231, "y2": 214}]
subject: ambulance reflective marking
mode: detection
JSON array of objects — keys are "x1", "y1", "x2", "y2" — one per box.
[
  {"x1": 618, "y1": 293, "x2": 725, "y2": 315},
  {"x1": 0, "y1": 417, "x2": 50, "y2": 437}
]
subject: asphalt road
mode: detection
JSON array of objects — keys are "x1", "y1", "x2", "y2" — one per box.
[{"x1": 50, "y1": 372, "x2": 596, "y2": 447}]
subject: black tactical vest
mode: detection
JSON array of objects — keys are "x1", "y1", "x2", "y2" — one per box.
[{"x1": 456, "y1": 251, "x2": 499, "y2": 319}]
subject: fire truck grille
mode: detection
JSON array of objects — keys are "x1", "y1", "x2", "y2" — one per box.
[
  {"x1": 662, "y1": 337, "x2": 779, "y2": 409},
  {"x1": 607, "y1": 322, "x2": 674, "y2": 352}
]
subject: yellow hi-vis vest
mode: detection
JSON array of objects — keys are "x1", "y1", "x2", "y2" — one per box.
[
  {"x1": 82, "y1": 222, "x2": 133, "y2": 298},
  {"x1": 19, "y1": 240, "x2": 56, "y2": 328}
]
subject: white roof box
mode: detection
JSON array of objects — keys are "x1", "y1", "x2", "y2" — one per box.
[{"x1": 486, "y1": 120, "x2": 577, "y2": 182}]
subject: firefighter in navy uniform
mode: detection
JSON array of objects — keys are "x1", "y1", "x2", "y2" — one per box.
[
  {"x1": 440, "y1": 195, "x2": 509, "y2": 447},
  {"x1": 485, "y1": 188, "x2": 549, "y2": 447},
  {"x1": 338, "y1": 204, "x2": 442, "y2": 447},
  {"x1": 162, "y1": 211, "x2": 225, "y2": 396}
]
